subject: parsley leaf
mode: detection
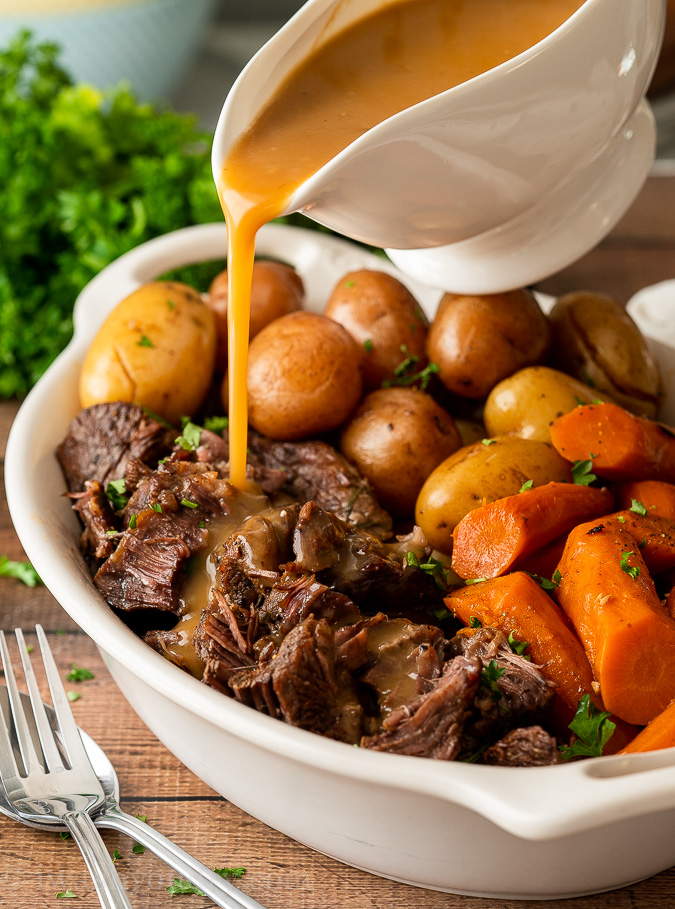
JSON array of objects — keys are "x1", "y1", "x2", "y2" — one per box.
[
  {"x1": 214, "y1": 867, "x2": 246, "y2": 879},
  {"x1": 404, "y1": 550, "x2": 448, "y2": 591},
  {"x1": 137, "y1": 334, "x2": 154, "y2": 348},
  {"x1": 363, "y1": 338, "x2": 374, "y2": 353},
  {"x1": 469, "y1": 616, "x2": 482, "y2": 628},
  {"x1": 482, "y1": 438, "x2": 496, "y2": 446},
  {"x1": 203, "y1": 415, "x2": 229, "y2": 435},
  {"x1": 519, "y1": 479, "x2": 533, "y2": 493},
  {"x1": 480, "y1": 660, "x2": 506, "y2": 702},
  {"x1": 66, "y1": 664, "x2": 94, "y2": 683},
  {"x1": 464, "y1": 577, "x2": 487, "y2": 585},
  {"x1": 166, "y1": 878, "x2": 206, "y2": 897},
  {"x1": 175, "y1": 420, "x2": 203, "y2": 451},
  {"x1": 507, "y1": 631, "x2": 530, "y2": 657},
  {"x1": 66, "y1": 691, "x2": 82, "y2": 703},
  {"x1": 382, "y1": 346, "x2": 440, "y2": 391},
  {"x1": 0, "y1": 554, "x2": 42, "y2": 587},
  {"x1": 132, "y1": 843, "x2": 146, "y2": 855},
  {"x1": 571, "y1": 459, "x2": 597, "y2": 486},
  {"x1": 180, "y1": 498, "x2": 198, "y2": 509},
  {"x1": 56, "y1": 890, "x2": 77, "y2": 899},
  {"x1": 112, "y1": 849, "x2": 122, "y2": 863},
  {"x1": 559, "y1": 694, "x2": 616, "y2": 759},
  {"x1": 629, "y1": 498, "x2": 647, "y2": 516},
  {"x1": 105, "y1": 478, "x2": 128, "y2": 510},
  {"x1": 620, "y1": 550, "x2": 640, "y2": 579}
]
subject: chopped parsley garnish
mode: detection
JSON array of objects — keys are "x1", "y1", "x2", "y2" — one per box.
[
  {"x1": 132, "y1": 843, "x2": 146, "y2": 855},
  {"x1": 150, "y1": 503, "x2": 163, "y2": 513},
  {"x1": 432, "y1": 606, "x2": 453, "y2": 622},
  {"x1": 363, "y1": 338, "x2": 374, "y2": 353},
  {"x1": 175, "y1": 420, "x2": 203, "y2": 451},
  {"x1": 345, "y1": 279, "x2": 355, "y2": 288},
  {"x1": 105, "y1": 478, "x2": 128, "y2": 510},
  {"x1": 137, "y1": 334, "x2": 154, "y2": 348},
  {"x1": 56, "y1": 890, "x2": 77, "y2": 899},
  {"x1": 180, "y1": 498, "x2": 198, "y2": 509},
  {"x1": 519, "y1": 479, "x2": 533, "y2": 493},
  {"x1": 67, "y1": 691, "x2": 82, "y2": 703},
  {"x1": 136, "y1": 814, "x2": 148, "y2": 823},
  {"x1": 616, "y1": 515, "x2": 626, "y2": 523},
  {"x1": 559, "y1": 693, "x2": 616, "y2": 759},
  {"x1": 203, "y1": 415, "x2": 229, "y2": 435},
  {"x1": 404, "y1": 551, "x2": 448, "y2": 590},
  {"x1": 112, "y1": 849, "x2": 122, "y2": 862},
  {"x1": 482, "y1": 438, "x2": 496, "y2": 446},
  {"x1": 166, "y1": 299, "x2": 175, "y2": 310},
  {"x1": 571, "y1": 459, "x2": 597, "y2": 486},
  {"x1": 59, "y1": 831, "x2": 70, "y2": 840},
  {"x1": 480, "y1": 660, "x2": 506, "y2": 701},
  {"x1": 469, "y1": 616, "x2": 482, "y2": 628},
  {"x1": 574, "y1": 395, "x2": 588, "y2": 406},
  {"x1": 629, "y1": 498, "x2": 647, "y2": 516},
  {"x1": 528, "y1": 569, "x2": 561, "y2": 591},
  {"x1": 465, "y1": 577, "x2": 487, "y2": 585},
  {"x1": 507, "y1": 632, "x2": 530, "y2": 657},
  {"x1": 214, "y1": 867, "x2": 246, "y2": 880},
  {"x1": 66, "y1": 664, "x2": 94, "y2": 683},
  {"x1": 128, "y1": 513, "x2": 137, "y2": 530},
  {"x1": 620, "y1": 551, "x2": 640, "y2": 579},
  {"x1": 382, "y1": 345, "x2": 440, "y2": 390},
  {"x1": 0, "y1": 554, "x2": 42, "y2": 587}
]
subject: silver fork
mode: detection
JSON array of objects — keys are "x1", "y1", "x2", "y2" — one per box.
[{"x1": 0, "y1": 624, "x2": 132, "y2": 909}]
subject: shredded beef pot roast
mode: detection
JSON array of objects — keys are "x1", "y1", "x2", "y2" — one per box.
[{"x1": 59, "y1": 400, "x2": 562, "y2": 765}]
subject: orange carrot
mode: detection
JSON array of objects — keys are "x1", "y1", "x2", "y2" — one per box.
[
  {"x1": 550, "y1": 402, "x2": 675, "y2": 481},
  {"x1": 451, "y1": 481, "x2": 613, "y2": 580},
  {"x1": 556, "y1": 518, "x2": 675, "y2": 725},
  {"x1": 609, "y1": 510, "x2": 675, "y2": 575},
  {"x1": 615, "y1": 479, "x2": 675, "y2": 521},
  {"x1": 445, "y1": 571, "x2": 595, "y2": 711},
  {"x1": 619, "y1": 698, "x2": 675, "y2": 754}
]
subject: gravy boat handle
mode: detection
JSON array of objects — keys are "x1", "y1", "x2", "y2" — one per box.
[{"x1": 96, "y1": 806, "x2": 266, "y2": 909}]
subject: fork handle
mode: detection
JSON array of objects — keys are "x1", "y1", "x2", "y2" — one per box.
[
  {"x1": 97, "y1": 806, "x2": 265, "y2": 909},
  {"x1": 64, "y1": 810, "x2": 134, "y2": 909}
]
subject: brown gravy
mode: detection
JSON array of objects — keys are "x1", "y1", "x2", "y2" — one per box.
[{"x1": 218, "y1": 0, "x2": 584, "y2": 490}]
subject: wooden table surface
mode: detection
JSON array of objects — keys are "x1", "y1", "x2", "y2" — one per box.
[{"x1": 1, "y1": 176, "x2": 675, "y2": 909}]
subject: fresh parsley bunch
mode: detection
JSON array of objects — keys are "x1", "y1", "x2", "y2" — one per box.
[{"x1": 0, "y1": 30, "x2": 223, "y2": 398}]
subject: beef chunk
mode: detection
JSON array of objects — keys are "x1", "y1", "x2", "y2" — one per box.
[
  {"x1": 450, "y1": 628, "x2": 557, "y2": 754},
  {"x1": 57, "y1": 402, "x2": 172, "y2": 493},
  {"x1": 483, "y1": 726, "x2": 560, "y2": 767},
  {"x1": 361, "y1": 655, "x2": 481, "y2": 759},
  {"x1": 262, "y1": 572, "x2": 360, "y2": 636},
  {"x1": 70, "y1": 480, "x2": 118, "y2": 561},
  {"x1": 248, "y1": 434, "x2": 392, "y2": 539},
  {"x1": 225, "y1": 617, "x2": 364, "y2": 743},
  {"x1": 291, "y1": 501, "x2": 346, "y2": 572},
  {"x1": 95, "y1": 461, "x2": 242, "y2": 615}
]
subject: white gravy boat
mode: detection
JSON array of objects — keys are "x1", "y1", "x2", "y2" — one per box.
[{"x1": 213, "y1": 0, "x2": 666, "y2": 293}]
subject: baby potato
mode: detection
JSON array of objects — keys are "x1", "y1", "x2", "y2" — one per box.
[
  {"x1": 415, "y1": 437, "x2": 571, "y2": 554},
  {"x1": 79, "y1": 281, "x2": 216, "y2": 425},
  {"x1": 484, "y1": 366, "x2": 613, "y2": 442},
  {"x1": 549, "y1": 291, "x2": 662, "y2": 417},
  {"x1": 426, "y1": 290, "x2": 551, "y2": 399},
  {"x1": 340, "y1": 387, "x2": 462, "y2": 517},
  {"x1": 207, "y1": 260, "x2": 304, "y2": 371},
  {"x1": 245, "y1": 311, "x2": 362, "y2": 440},
  {"x1": 324, "y1": 269, "x2": 428, "y2": 390}
]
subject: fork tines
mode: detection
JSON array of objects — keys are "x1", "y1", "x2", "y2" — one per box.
[{"x1": 0, "y1": 625, "x2": 87, "y2": 781}]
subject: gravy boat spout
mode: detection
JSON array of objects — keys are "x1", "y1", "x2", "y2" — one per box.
[{"x1": 213, "y1": 0, "x2": 665, "y2": 293}]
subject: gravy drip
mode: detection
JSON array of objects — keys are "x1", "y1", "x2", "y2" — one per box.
[{"x1": 218, "y1": 0, "x2": 585, "y2": 489}]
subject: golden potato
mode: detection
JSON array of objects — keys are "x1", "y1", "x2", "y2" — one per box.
[
  {"x1": 340, "y1": 387, "x2": 462, "y2": 516},
  {"x1": 324, "y1": 269, "x2": 428, "y2": 390},
  {"x1": 548, "y1": 291, "x2": 662, "y2": 417},
  {"x1": 207, "y1": 260, "x2": 304, "y2": 371},
  {"x1": 245, "y1": 311, "x2": 362, "y2": 439},
  {"x1": 426, "y1": 290, "x2": 551, "y2": 399},
  {"x1": 79, "y1": 281, "x2": 216, "y2": 425},
  {"x1": 415, "y1": 437, "x2": 571, "y2": 553},
  {"x1": 484, "y1": 366, "x2": 613, "y2": 442}
]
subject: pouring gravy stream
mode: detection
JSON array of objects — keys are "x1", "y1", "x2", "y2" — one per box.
[{"x1": 217, "y1": 0, "x2": 584, "y2": 489}]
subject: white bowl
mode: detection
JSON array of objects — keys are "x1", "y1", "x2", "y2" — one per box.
[{"x1": 7, "y1": 224, "x2": 675, "y2": 900}]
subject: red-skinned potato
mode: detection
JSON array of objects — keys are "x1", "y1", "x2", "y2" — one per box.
[
  {"x1": 324, "y1": 269, "x2": 428, "y2": 390},
  {"x1": 207, "y1": 260, "x2": 304, "y2": 371},
  {"x1": 243, "y1": 311, "x2": 362, "y2": 440},
  {"x1": 426, "y1": 290, "x2": 551, "y2": 399},
  {"x1": 340, "y1": 386, "x2": 462, "y2": 516}
]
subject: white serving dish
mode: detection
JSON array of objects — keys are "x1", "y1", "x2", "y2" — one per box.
[{"x1": 7, "y1": 224, "x2": 675, "y2": 900}]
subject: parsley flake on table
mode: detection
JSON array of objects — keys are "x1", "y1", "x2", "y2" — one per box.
[
  {"x1": 559, "y1": 693, "x2": 616, "y2": 759},
  {"x1": 214, "y1": 867, "x2": 246, "y2": 879},
  {"x1": 66, "y1": 664, "x2": 94, "y2": 683},
  {"x1": 0, "y1": 554, "x2": 42, "y2": 587},
  {"x1": 56, "y1": 890, "x2": 77, "y2": 899},
  {"x1": 132, "y1": 843, "x2": 146, "y2": 855},
  {"x1": 166, "y1": 878, "x2": 206, "y2": 897},
  {"x1": 67, "y1": 691, "x2": 82, "y2": 702},
  {"x1": 112, "y1": 849, "x2": 122, "y2": 863}
]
